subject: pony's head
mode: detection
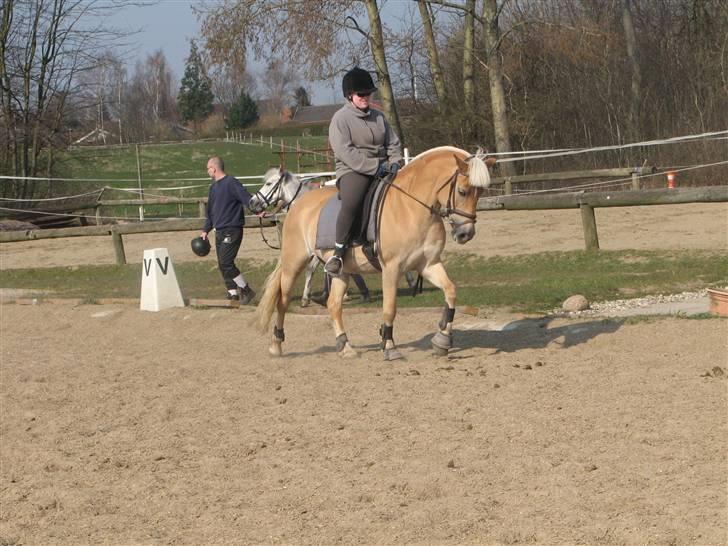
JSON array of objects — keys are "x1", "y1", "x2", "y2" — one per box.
[
  {"x1": 445, "y1": 149, "x2": 496, "y2": 244},
  {"x1": 249, "y1": 167, "x2": 303, "y2": 214}
]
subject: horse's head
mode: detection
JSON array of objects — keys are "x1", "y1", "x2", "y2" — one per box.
[
  {"x1": 249, "y1": 167, "x2": 306, "y2": 214},
  {"x1": 443, "y1": 151, "x2": 497, "y2": 244}
]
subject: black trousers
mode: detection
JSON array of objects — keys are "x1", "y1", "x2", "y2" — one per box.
[
  {"x1": 215, "y1": 227, "x2": 243, "y2": 290},
  {"x1": 336, "y1": 171, "x2": 374, "y2": 246}
]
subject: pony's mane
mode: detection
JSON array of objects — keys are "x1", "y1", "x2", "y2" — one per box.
[{"x1": 411, "y1": 146, "x2": 491, "y2": 188}]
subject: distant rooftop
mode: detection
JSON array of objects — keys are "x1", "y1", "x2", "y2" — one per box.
[{"x1": 287, "y1": 104, "x2": 342, "y2": 125}]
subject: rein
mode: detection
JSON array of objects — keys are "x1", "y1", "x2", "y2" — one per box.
[
  {"x1": 258, "y1": 215, "x2": 280, "y2": 250},
  {"x1": 382, "y1": 170, "x2": 477, "y2": 223}
]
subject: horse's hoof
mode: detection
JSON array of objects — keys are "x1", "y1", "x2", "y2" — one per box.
[
  {"x1": 269, "y1": 342, "x2": 282, "y2": 357},
  {"x1": 431, "y1": 331, "x2": 452, "y2": 350},
  {"x1": 432, "y1": 345, "x2": 449, "y2": 357},
  {"x1": 383, "y1": 348, "x2": 404, "y2": 361},
  {"x1": 300, "y1": 298, "x2": 310, "y2": 308},
  {"x1": 339, "y1": 342, "x2": 358, "y2": 359}
]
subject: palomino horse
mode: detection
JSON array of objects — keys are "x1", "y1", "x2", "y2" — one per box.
[
  {"x1": 250, "y1": 167, "x2": 381, "y2": 307},
  {"x1": 253, "y1": 146, "x2": 496, "y2": 360}
]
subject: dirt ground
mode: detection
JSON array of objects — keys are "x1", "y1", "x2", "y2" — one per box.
[{"x1": 1, "y1": 203, "x2": 727, "y2": 545}]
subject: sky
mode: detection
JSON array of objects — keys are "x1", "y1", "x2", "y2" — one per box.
[{"x1": 113, "y1": 0, "x2": 339, "y2": 104}]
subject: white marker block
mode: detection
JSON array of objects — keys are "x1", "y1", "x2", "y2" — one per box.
[{"x1": 140, "y1": 248, "x2": 185, "y2": 312}]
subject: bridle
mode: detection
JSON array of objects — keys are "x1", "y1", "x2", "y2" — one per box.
[
  {"x1": 252, "y1": 172, "x2": 307, "y2": 250},
  {"x1": 252, "y1": 173, "x2": 305, "y2": 212},
  {"x1": 382, "y1": 169, "x2": 478, "y2": 225}
]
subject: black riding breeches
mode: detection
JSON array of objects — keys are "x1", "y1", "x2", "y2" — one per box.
[
  {"x1": 215, "y1": 227, "x2": 243, "y2": 289},
  {"x1": 335, "y1": 171, "x2": 374, "y2": 246}
]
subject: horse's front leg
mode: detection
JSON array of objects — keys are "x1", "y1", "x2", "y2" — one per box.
[
  {"x1": 328, "y1": 274, "x2": 357, "y2": 358},
  {"x1": 380, "y1": 267, "x2": 404, "y2": 361},
  {"x1": 300, "y1": 257, "x2": 317, "y2": 307},
  {"x1": 421, "y1": 262, "x2": 456, "y2": 356}
]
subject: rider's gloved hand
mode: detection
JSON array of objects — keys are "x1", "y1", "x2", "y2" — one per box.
[
  {"x1": 376, "y1": 162, "x2": 389, "y2": 178},
  {"x1": 388, "y1": 162, "x2": 400, "y2": 176}
]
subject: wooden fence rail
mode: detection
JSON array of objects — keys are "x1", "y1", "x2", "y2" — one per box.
[
  {"x1": 2, "y1": 186, "x2": 726, "y2": 263},
  {"x1": 0, "y1": 215, "x2": 279, "y2": 265},
  {"x1": 478, "y1": 186, "x2": 728, "y2": 250},
  {"x1": 488, "y1": 166, "x2": 656, "y2": 194}
]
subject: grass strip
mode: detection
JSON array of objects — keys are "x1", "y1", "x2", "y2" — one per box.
[{"x1": 1, "y1": 249, "x2": 725, "y2": 313}]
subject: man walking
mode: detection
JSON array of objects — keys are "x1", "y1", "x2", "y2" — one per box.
[{"x1": 201, "y1": 156, "x2": 256, "y2": 304}]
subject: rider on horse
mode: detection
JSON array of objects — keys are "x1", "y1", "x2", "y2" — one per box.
[{"x1": 324, "y1": 67, "x2": 403, "y2": 276}]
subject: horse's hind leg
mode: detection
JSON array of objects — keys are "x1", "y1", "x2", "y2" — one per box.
[
  {"x1": 328, "y1": 275, "x2": 357, "y2": 358},
  {"x1": 269, "y1": 264, "x2": 298, "y2": 356},
  {"x1": 300, "y1": 256, "x2": 318, "y2": 307},
  {"x1": 420, "y1": 262, "x2": 456, "y2": 356}
]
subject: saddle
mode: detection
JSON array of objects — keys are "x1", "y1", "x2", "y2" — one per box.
[{"x1": 315, "y1": 176, "x2": 392, "y2": 270}]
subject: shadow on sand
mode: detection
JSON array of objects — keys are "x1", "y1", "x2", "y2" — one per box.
[
  {"x1": 280, "y1": 315, "x2": 624, "y2": 359},
  {"x1": 400, "y1": 316, "x2": 625, "y2": 355}
]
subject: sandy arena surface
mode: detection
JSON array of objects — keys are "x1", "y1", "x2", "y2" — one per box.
[{"x1": 1, "y1": 202, "x2": 727, "y2": 545}]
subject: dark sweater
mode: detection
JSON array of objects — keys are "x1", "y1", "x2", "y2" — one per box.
[{"x1": 203, "y1": 175, "x2": 252, "y2": 232}]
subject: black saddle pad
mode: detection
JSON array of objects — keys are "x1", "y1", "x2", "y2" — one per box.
[{"x1": 315, "y1": 177, "x2": 389, "y2": 250}]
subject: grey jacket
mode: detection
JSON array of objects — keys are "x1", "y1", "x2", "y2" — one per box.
[{"x1": 328, "y1": 101, "x2": 403, "y2": 179}]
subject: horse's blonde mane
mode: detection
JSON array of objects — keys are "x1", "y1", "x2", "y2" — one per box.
[{"x1": 410, "y1": 146, "x2": 491, "y2": 188}]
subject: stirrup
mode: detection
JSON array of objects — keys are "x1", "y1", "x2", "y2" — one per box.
[{"x1": 324, "y1": 255, "x2": 343, "y2": 276}]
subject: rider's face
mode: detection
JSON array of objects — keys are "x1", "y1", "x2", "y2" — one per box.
[{"x1": 351, "y1": 91, "x2": 371, "y2": 110}]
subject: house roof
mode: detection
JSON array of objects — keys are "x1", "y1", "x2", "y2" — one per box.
[{"x1": 288, "y1": 104, "x2": 342, "y2": 125}]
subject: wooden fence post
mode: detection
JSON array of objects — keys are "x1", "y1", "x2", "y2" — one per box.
[
  {"x1": 632, "y1": 171, "x2": 640, "y2": 190},
  {"x1": 580, "y1": 204, "x2": 600, "y2": 251},
  {"x1": 111, "y1": 226, "x2": 127, "y2": 265},
  {"x1": 504, "y1": 178, "x2": 512, "y2": 195},
  {"x1": 135, "y1": 144, "x2": 144, "y2": 222},
  {"x1": 198, "y1": 200, "x2": 206, "y2": 219}
]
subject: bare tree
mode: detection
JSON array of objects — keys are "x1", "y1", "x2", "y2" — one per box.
[
  {"x1": 481, "y1": 0, "x2": 515, "y2": 176},
  {"x1": 416, "y1": 0, "x2": 448, "y2": 106},
  {"x1": 621, "y1": 0, "x2": 641, "y2": 141},
  {"x1": 125, "y1": 51, "x2": 177, "y2": 142},
  {"x1": 0, "y1": 0, "x2": 137, "y2": 197},
  {"x1": 198, "y1": 0, "x2": 405, "y2": 143}
]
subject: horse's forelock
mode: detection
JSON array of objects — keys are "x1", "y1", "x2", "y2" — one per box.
[
  {"x1": 466, "y1": 153, "x2": 492, "y2": 188},
  {"x1": 262, "y1": 167, "x2": 280, "y2": 186}
]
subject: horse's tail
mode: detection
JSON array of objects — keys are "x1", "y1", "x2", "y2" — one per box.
[{"x1": 252, "y1": 260, "x2": 282, "y2": 333}]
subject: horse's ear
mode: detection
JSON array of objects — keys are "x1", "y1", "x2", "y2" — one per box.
[
  {"x1": 485, "y1": 157, "x2": 497, "y2": 167},
  {"x1": 278, "y1": 166, "x2": 285, "y2": 175},
  {"x1": 454, "y1": 155, "x2": 469, "y2": 175}
]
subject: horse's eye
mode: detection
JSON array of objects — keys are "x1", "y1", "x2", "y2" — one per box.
[{"x1": 457, "y1": 187, "x2": 467, "y2": 197}]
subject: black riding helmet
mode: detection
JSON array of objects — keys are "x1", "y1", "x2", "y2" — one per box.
[
  {"x1": 191, "y1": 236, "x2": 211, "y2": 257},
  {"x1": 342, "y1": 67, "x2": 377, "y2": 98}
]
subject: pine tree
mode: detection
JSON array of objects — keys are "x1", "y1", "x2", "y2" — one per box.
[
  {"x1": 293, "y1": 86, "x2": 311, "y2": 108},
  {"x1": 177, "y1": 41, "x2": 214, "y2": 132},
  {"x1": 226, "y1": 91, "x2": 259, "y2": 130}
]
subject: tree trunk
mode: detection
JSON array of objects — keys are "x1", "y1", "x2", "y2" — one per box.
[
  {"x1": 416, "y1": 0, "x2": 447, "y2": 107},
  {"x1": 363, "y1": 0, "x2": 405, "y2": 146},
  {"x1": 463, "y1": 0, "x2": 475, "y2": 116},
  {"x1": 482, "y1": 0, "x2": 515, "y2": 177},
  {"x1": 621, "y1": 0, "x2": 641, "y2": 142}
]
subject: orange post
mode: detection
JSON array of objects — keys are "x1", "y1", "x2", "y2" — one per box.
[{"x1": 666, "y1": 171, "x2": 676, "y2": 188}]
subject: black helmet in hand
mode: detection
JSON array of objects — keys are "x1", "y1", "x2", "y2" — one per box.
[
  {"x1": 191, "y1": 236, "x2": 211, "y2": 257},
  {"x1": 342, "y1": 67, "x2": 377, "y2": 97}
]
